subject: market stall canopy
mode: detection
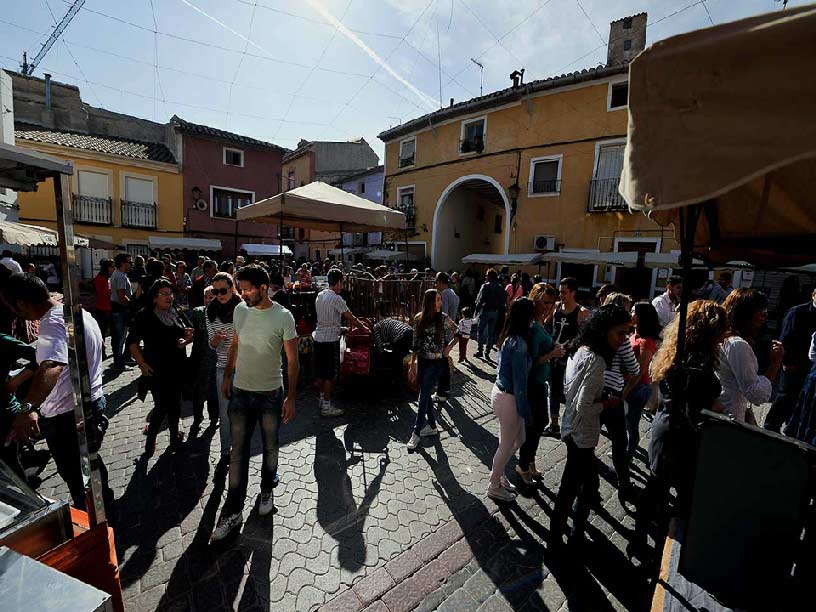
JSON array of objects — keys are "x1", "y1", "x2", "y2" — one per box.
[
  {"x1": 541, "y1": 251, "x2": 639, "y2": 266},
  {"x1": 0, "y1": 142, "x2": 73, "y2": 192},
  {"x1": 462, "y1": 253, "x2": 544, "y2": 266},
  {"x1": 620, "y1": 5, "x2": 816, "y2": 266},
  {"x1": 237, "y1": 182, "x2": 406, "y2": 233},
  {"x1": 328, "y1": 247, "x2": 368, "y2": 257},
  {"x1": 240, "y1": 243, "x2": 292, "y2": 256},
  {"x1": 364, "y1": 249, "x2": 420, "y2": 262},
  {"x1": 0, "y1": 220, "x2": 88, "y2": 248},
  {"x1": 148, "y1": 236, "x2": 221, "y2": 251}
]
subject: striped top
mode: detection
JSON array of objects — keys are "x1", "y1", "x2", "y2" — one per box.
[
  {"x1": 313, "y1": 288, "x2": 349, "y2": 343},
  {"x1": 371, "y1": 318, "x2": 412, "y2": 352},
  {"x1": 603, "y1": 340, "x2": 640, "y2": 395},
  {"x1": 206, "y1": 315, "x2": 235, "y2": 368}
]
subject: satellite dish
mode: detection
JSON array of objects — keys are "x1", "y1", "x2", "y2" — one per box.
[{"x1": 194, "y1": 199, "x2": 208, "y2": 211}]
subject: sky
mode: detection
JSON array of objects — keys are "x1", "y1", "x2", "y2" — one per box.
[{"x1": 0, "y1": 0, "x2": 804, "y2": 159}]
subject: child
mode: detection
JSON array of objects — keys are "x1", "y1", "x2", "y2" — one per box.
[{"x1": 458, "y1": 307, "x2": 474, "y2": 363}]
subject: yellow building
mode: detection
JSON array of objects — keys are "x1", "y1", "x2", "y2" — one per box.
[
  {"x1": 13, "y1": 124, "x2": 183, "y2": 264},
  {"x1": 379, "y1": 13, "x2": 679, "y2": 298}
]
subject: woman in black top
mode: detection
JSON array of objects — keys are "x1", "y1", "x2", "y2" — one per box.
[
  {"x1": 629, "y1": 299, "x2": 727, "y2": 564},
  {"x1": 128, "y1": 278, "x2": 193, "y2": 456}
]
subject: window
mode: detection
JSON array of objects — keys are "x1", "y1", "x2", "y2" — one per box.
[
  {"x1": 623, "y1": 17, "x2": 633, "y2": 29},
  {"x1": 494, "y1": 214, "x2": 502, "y2": 234},
  {"x1": 77, "y1": 170, "x2": 109, "y2": 198},
  {"x1": 594, "y1": 143, "x2": 625, "y2": 180},
  {"x1": 398, "y1": 138, "x2": 415, "y2": 168},
  {"x1": 608, "y1": 81, "x2": 628, "y2": 110},
  {"x1": 74, "y1": 169, "x2": 111, "y2": 225},
  {"x1": 359, "y1": 182, "x2": 365, "y2": 194},
  {"x1": 396, "y1": 185, "x2": 415, "y2": 228},
  {"x1": 528, "y1": 155, "x2": 563, "y2": 196},
  {"x1": 287, "y1": 170, "x2": 295, "y2": 191},
  {"x1": 223, "y1": 147, "x2": 244, "y2": 167},
  {"x1": 623, "y1": 39, "x2": 632, "y2": 51},
  {"x1": 460, "y1": 117, "x2": 486, "y2": 154},
  {"x1": 588, "y1": 140, "x2": 627, "y2": 212},
  {"x1": 124, "y1": 176, "x2": 154, "y2": 203},
  {"x1": 212, "y1": 187, "x2": 253, "y2": 219},
  {"x1": 127, "y1": 244, "x2": 150, "y2": 258}
]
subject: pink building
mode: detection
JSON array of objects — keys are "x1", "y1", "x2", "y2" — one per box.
[{"x1": 171, "y1": 116, "x2": 287, "y2": 258}]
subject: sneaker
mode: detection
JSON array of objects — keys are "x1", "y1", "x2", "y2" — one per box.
[
  {"x1": 406, "y1": 433, "x2": 420, "y2": 451},
  {"x1": 431, "y1": 393, "x2": 448, "y2": 404},
  {"x1": 419, "y1": 424, "x2": 438, "y2": 437},
  {"x1": 487, "y1": 483, "x2": 515, "y2": 502},
  {"x1": 474, "y1": 350, "x2": 483, "y2": 359},
  {"x1": 542, "y1": 424, "x2": 561, "y2": 438},
  {"x1": 500, "y1": 476, "x2": 517, "y2": 493},
  {"x1": 211, "y1": 512, "x2": 242, "y2": 541},
  {"x1": 321, "y1": 403, "x2": 345, "y2": 417},
  {"x1": 515, "y1": 465, "x2": 534, "y2": 485},
  {"x1": 272, "y1": 472, "x2": 281, "y2": 488},
  {"x1": 258, "y1": 491, "x2": 275, "y2": 516}
]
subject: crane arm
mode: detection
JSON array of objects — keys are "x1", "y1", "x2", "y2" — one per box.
[{"x1": 22, "y1": 0, "x2": 86, "y2": 76}]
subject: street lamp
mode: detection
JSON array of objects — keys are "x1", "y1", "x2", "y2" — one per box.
[{"x1": 508, "y1": 182, "x2": 520, "y2": 220}]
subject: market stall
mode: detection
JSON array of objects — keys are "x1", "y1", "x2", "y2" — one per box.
[
  {"x1": 0, "y1": 142, "x2": 123, "y2": 610},
  {"x1": 619, "y1": 6, "x2": 816, "y2": 610}
]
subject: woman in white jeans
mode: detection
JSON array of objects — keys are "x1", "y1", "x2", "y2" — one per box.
[
  {"x1": 206, "y1": 271, "x2": 241, "y2": 459},
  {"x1": 488, "y1": 298, "x2": 535, "y2": 503}
]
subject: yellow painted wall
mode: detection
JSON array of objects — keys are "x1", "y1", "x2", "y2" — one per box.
[
  {"x1": 281, "y1": 153, "x2": 313, "y2": 191},
  {"x1": 382, "y1": 79, "x2": 678, "y2": 268},
  {"x1": 15, "y1": 140, "x2": 183, "y2": 246}
]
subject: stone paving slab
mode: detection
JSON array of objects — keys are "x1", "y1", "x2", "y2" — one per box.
[{"x1": 32, "y1": 342, "x2": 666, "y2": 611}]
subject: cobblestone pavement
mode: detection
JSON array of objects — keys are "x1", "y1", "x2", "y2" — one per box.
[{"x1": 35, "y1": 345, "x2": 660, "y2": 612}]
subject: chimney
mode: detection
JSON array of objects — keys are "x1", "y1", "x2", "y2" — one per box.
[
  {"x1": 44, "y1": 73, "x2": 52, "y2": 110},
  {"x1": 607, "y1": 13, "x2": 647, "y2": 66},
  {"x1": 449, "y1": 98, "x2": 454, "y2": 107},
  {"x1": 510, "y1": 69, "x2": 525, "y2": 88}
]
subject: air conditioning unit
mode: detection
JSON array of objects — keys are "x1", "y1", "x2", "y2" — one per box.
[
  {"x1": 533, "y1": 234, "x2": 555, "y2": 251},
  {"x1": 194, "y1": 199, "x2": 208, "y2": 211}
]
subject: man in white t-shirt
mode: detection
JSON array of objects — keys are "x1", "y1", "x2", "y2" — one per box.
[
  {"x1": 0, "y1": 249, "x2": 23, "y2": 274},
  {"x1": 313, "y1": 269, "x2": 365, "y2": 417},
  {"x1": 1, "y1": 273, "x2": 112, "y2": 512}
]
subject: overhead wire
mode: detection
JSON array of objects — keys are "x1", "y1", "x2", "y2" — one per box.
[
  {"x1": 700, "y1": 1, "x2": 715, "y2": 25},
  {"x1": 224, "y1": 0, "x2": 259, "y2": 129},
  {"x1": 458, "y1": 0, "x2": 526, "y2": 67},
  {"x1": 148, "y1": 0, "x2": 168, "y2": 122},
  {"x1": 574, "y1": 0, "x2": 606, "y2": 45}
]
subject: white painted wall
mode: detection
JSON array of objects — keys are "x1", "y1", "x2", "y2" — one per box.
[{"x1": 0, "y1": 70, "x2": 19, "y2": 222}]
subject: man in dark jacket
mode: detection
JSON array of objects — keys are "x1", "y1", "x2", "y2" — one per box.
[
  {"x1": 764, "y1": 287, "x2": 816, "y2": 432},
  {"x1": 474, "y1": 269, "x2": 505, "y2": 359},
  {"x1": 190, "y1": 260, "x2": 217, "y2": 308}
]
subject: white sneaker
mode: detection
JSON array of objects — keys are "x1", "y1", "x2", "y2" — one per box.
[
  {"x1": 258, "y1": 491, "x2": 275, "y2": 516},
  {"x1": 487, "y1": 484, "x2": 515, "y2": 502},
  {"x1": 419, "y1": 424, "x2": 438, "y2": 437},
  {"x1": 431, "y1": 393, "x2": 448, "y2": 404},
  {"x1": 500, "y1": 476, "x2": 517, "y2": 493},
  {"x1": 407, "y1": 433, "x2": 420, "y2": 451},
  {"x1": 211, "y1": 512, "x2": 242, "y2": 541},
  {"x1": 321, "y1": 402, "x2": 345, "y2": 417}
]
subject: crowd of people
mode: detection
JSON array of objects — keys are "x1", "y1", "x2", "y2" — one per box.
[{"x1": 1, "y1": 245, "x2": 816, "y2": 563}]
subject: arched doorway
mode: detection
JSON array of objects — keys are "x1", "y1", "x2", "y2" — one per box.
[{"x1": 431, "y1": 174, "x2": 511, "y2": 271}]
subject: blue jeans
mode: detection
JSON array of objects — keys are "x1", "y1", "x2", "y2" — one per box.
[
  {"x1": 215, "y1": 367, "x2": 233, "y2": 455},
  {"x1": 414, "y1": 357, "x2": 445, "y2": 434},
  {"x1": 625, "y1": 384, "x2": 652, "y2": 459},
  {"x1": 223, "y1": 387, "x2": 283, "y2": 515},
  {"x1": 110, "y1": 308, "x2": 130, "y2": 366},
  {"x1": 477, "y1": 310, "x2": 498, "y2": 353}
]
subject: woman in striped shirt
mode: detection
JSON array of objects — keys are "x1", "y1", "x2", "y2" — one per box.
[{"x1": 206, "y1": 271, "x2": 241, "y2": 459}]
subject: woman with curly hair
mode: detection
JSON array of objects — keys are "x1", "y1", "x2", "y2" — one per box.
[
  {"x1": 718, "y1": 289, "x2": 783, "y2": 424},
  {"x1": 630, "y1": 300, "x2": 728, "y2": 563},
  {"x1": 550, "y1": 304, "x2": 632, "y2": 547}
]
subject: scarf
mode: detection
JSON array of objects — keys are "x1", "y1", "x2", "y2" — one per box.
[{"x1": 207, "y1": 294, "x2": 241, "y2": 323}]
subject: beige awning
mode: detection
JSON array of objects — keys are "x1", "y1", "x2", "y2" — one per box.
[
  {"x1": 462, "y1": 253, "x2": 544, "y2": 266},
  {"x1": 619, "y1": 5, "x2": 816, "y2": 266},
  {"x1": 0, "y1": 220, "x2": 89, "y2": 248},
  {"x1": 237, "y1": 182, "x2": 406, "y2": 233}
]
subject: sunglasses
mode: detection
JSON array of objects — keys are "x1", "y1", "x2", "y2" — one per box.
[
  {"x1": 212, "y1": 287, "x2": 231, "y2": 296},
  {"x1": 157, "y1": 291, "x2": 174, "y2": 298}
]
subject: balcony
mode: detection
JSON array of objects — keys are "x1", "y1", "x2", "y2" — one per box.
[
  {"x1": 528, "y1": 179, "x2": 561, "y2": 196},
  {"x1": 72, "y1": 194, "x2": 112, "y2": 225},
  {"x1": 587, "y1": 178, "x2": 628, "y2": 212},
  {"x1": 121, "y1": 200, "x2": 157, "y2": 229},
  {"x1": 398, "y1": 154, "x2": 415, "y2": 169},
  {"x1": 395, "y1": 202, "x2": 416, "y2": 229},
  {"x1": 459, "y1": 136, "x2": 485, "y2": 155}
]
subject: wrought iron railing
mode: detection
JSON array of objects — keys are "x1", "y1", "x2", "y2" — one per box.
[
  {"x1": 528, "y1": 179, "x2": 561, "y2": 195},
  {"x1": 396, "y1": 202, "x2": 416, "y2": 229},
  {"x1": 459, "y1": 136, "x2": 485, "y2": 154},
  {"x1": 587, "y1": 178, "x2": 628, "y2": 212},
  {"x1": 72, "y1": 194, "x2": 112, "y2": 225},
  {"x1": 398, "y1": 154, "x2": 415, "y2": 168},
  {"x1": 121, "y1": 200, "x2": 157, "y2": 229}
]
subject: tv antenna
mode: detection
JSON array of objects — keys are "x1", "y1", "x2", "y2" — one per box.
[{"x1": 470, "y1": 58, "x2": 484, "y2": 96}]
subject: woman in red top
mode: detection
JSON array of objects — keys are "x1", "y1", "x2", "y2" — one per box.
[
  {"x1": 93, "y1": 259, "x2": 114, "y2": 359},
  {"x1": 624, "y1": 301, "x2": 662, "y2": 461}
]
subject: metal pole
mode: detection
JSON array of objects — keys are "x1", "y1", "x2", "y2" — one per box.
[
  {"x1": 279, "y1": 194, "x2": 284, "y2": 269},
  {"x1": 340, "y1": 222, "x2": 344, "y2": 264},
  {"x1": 53, "y1": 171, "x2": 106, "y2": 525}
]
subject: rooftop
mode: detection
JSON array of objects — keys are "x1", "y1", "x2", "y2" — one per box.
[
  {"x1": 14, "y1": 123, "x2": 177, "y2": 164},
  {"x1": 334, "y1": 165, "x2": 384, "y2": 184},
  {"x1": 377, "y1": 63, "x2": 627, "y2": 142},
  {"x1": 170, "y1": 115, "x2": 288, "y2": 153},
  {"x1": 283, "y1": 137, "x2": 371, "y2": 162}
]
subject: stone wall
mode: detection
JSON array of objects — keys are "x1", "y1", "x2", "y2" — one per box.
[{"x1": 606, "y1": 13, "x2": 647, "y2": 66}]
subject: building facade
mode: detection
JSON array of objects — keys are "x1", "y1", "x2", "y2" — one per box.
[
  {"x1": 379, "y1": 13, "x2": 676, "y2": 297},
  {"x1": 281, "y1": 138, "x2": 380, "y2": 261},
  {"x1": 171, "y1": 116, "x2": 286, "y2": 259},
  {"x1": 336, "y1": 165, "x2": 385, "y2": 258}
]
